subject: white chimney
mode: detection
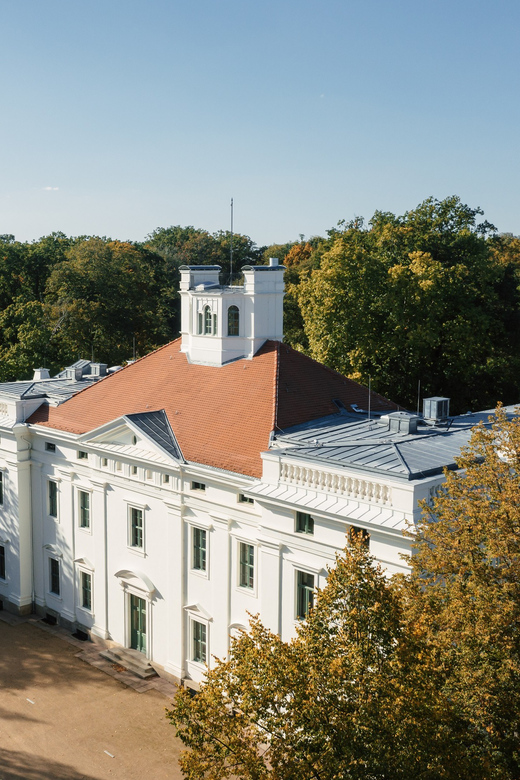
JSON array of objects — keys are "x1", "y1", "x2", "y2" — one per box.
[
  {"x1": 268, "y1": 257, "x2": 279, "y2": 267},
  {"x1": 33, "y1": 368, "x2": 50, "y2": 380}
]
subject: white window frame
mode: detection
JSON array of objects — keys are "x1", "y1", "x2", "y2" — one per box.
[
  {"x1": 289, "y1": 561, "x2": 323, "y2": 623},
  {"x1": 47, "y1": 478, "x2": 60, "y2": 521},
  {"x1": 191, "y1": 525, "x2": 208, "y2": 576},
  {"x1": 185, "y1": 610, "x2": 211, "y2": 670},
  {"x1": 236, "y1": 539, "x2": 257, "y2": 597},
  {"x1": 79, "y1": 569, "x2": 93, "y2": 613},
  {"x1": 48, "y1": 555, "x2": 62, "y2": 599},
  {"x1": 295, "y1": 511, "x2": 314, "y2": 535},
  {"x1": 77, "y1": 486, "x2": 93, "y2": 533},
  {"x1": 126, "y1": 502, "x2": 147, "y2": 556}
]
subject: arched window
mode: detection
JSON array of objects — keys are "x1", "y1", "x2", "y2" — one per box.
[
  {"x1": 228, "y1": 306, "x2": 239, "y2": 336},
  {"x1": 204, "y1": 306, "x2": 213, "y2": 335}
]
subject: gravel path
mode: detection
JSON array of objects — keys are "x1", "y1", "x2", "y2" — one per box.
[{"x1": 0, "y1": 618, "x2": 184, "y2": 779}]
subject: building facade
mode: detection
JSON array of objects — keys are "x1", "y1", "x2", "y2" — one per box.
[{"x1": 0, "y1": 264, "x2": 496, "y2": 685}]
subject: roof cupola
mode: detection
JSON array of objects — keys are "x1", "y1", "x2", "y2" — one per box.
[{"x1": 179, "y1": 263, "x2": 285, "y2": 366}]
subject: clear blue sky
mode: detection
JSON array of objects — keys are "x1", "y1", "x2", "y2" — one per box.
[{"x1": 1, "y1": 0, "x2": 519, "y2": 247}]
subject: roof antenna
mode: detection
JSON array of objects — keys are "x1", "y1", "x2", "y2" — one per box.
[
  {"x1": 230, "y1": 197, "x2": 234, "y2": 284},
  {"x1": 417, "y1": 379, "x2": 421, "y2": 415},
  {"x1": 133, "y1": 335, "x2": 136, "y2": 361},
  {"x1": 368, "y1": 376, "x2": 371, "y2": 423}
]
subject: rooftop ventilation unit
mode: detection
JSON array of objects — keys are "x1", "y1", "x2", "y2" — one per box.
[
  {"x1": 382, "y1": 411, "x2": 419, "y2": 435},
  {"x1": 33, "y1": 368, "x2": 50, "y2": 380},
  {"x1": 423, "y1": 396, "x2": 450, "y2": 423},
  {"x1": 90, "y1": 363, "x2": 107, "y2": 377},
  {"x1": 64, "y1": 367, "x2": 83, "y2": 382}
]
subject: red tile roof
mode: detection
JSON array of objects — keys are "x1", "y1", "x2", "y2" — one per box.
[{"x1": 28, "y1": 340, "x2": 397, "y2": 478}]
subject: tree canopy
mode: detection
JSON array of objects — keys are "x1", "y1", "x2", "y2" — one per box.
[
  {"x1": 0, "y1": 198, "x2": 519, "y2": 408},
  {"x1": 167, "y1": 408, "x2": 520, "y2": 779},
  {"x1": 293, "y1": 197, "x2": 520, "y2": 412}
]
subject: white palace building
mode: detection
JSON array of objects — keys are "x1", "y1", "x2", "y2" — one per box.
[{"x1": 0, "y1": 262, "x2": 500, "y2": 685}]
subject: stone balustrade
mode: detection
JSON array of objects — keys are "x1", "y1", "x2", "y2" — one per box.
[{"x1": 280, "y1": 462, "x2": 391, "y2": 504}]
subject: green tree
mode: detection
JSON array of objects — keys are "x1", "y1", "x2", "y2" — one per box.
[
  {"x1": 295, "y1": 198, "x2": 520, "y2": 411},
  {"x1": 0, "y1": 232, "x2": 71, "y2": 309},
  {"x1": 0, "y1": 297, "x2": 55, "y2": 381},
  {"x1": 167, "y1": 535, "x2": 472, "y2": 780},
  {"x1": 45, "y1": 238, "x2": 170, "y2": 366},
  {"x1": 407, "y1": 405, "x2": 520, "y2": 777}
]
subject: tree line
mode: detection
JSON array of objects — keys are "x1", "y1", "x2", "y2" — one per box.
[{"x1": 1, "y1": 196, "x2": 520, "y2": 412}]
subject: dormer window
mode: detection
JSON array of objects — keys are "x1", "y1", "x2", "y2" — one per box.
[{"x1": 228, "y1": 306, "x2": 239, "y2": 336}]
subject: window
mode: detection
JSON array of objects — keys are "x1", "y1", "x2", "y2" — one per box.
[
  {"x1": 191, "y1": 481, "x2": 206, "y2": 491},
  {"x1": 131, "y1": 465, "x2": 138, "y2": 476},
  {"x1": 77, "y1": 451, "x2": 88, "y2": 460},
  {"x1": 116, "y1": 461, "x2": 122, "y2": 472},
  {"x1": 296, "y1": 570, "x2": 314, "y2": 619},
  {"x1": 132, "y1": 435, "x2": 137, "y2": 445},
  {"x1": 192, "y1": 620, "x2": 207, "y2": 664},
  {"x1": 130, "y1": 507, "x2": 143, "y2": 549},
  {"x1": 0, "y1": 472, "x2": 3, "y2": 505},
  {"x1": 45, "y1": 442, "x2": 56, "y2": 452},
  {"x1": 48, "y1": 481, "x2": 58, "y2": 518},
  {"x1": 198, "y1": 310, "x2": 203, "y2": 334},
  {"x1": 238, "y1": 493, "x2": 254, "y2": 504},
  {"x1": 239, "y1": 543, "x2": 254, "y2": 589},
  {"x1": 163, "y1": 474, "x2": 170, "y2": 484},
  {"x1": 49, "y1": 558, "x2": 60, "y2": 595},
  {"x1": 146, "y1": 469, "x2": 152, "y2": 481},
  {"x1": 101, "y1": 457, "x2": 108, "y2": 467},
  {"x1": 296, "y1": 512, "x2": 314, "y2": 535},
  {"x1": 227, "y1": 305, "x2": 239, "y2": 336},
  {"x1": 204, "y1": 305, "x2": 212, "y2": 335},
  {"x1": 0, "y1": 545, "x2": 5, "y2": 580},
  {"x1": 81, "y1": 571, "x2": 92, "y2": 611},
  {"x1": 349, "y1": 526, "x2": 370, "y2": 549},
  {"x1": 79, "y1": 491, "x2": 90, "y2": 529},
  {"x1": 192, "y1": 527, "x2": 207, "y2": 572}
]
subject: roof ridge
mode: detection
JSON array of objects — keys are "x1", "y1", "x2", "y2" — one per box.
[
  {"x1": 272, "y1": 340, "x2": 397, "y2": 409},
  {"x1": 392, "y1": 442, "x2": 412, "y2": 475},
  {"x1": 273, "y1": 341, "x2": 281, "y2": 432}
]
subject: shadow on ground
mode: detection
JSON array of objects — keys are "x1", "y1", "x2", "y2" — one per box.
[
  {"x1": 0, "y1": 622, "x2": 101, "y2": 692},
  {"x1": 0, "y1": 746, "x2": 103, "y2": 780}
]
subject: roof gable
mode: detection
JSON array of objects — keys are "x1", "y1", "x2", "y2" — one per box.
[{"x1": 77, "y1": 413, "x2": 182, "y2": 464}]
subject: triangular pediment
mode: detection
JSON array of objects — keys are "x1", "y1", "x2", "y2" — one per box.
[{"x1": 78, "y1": 410, "x2": 184, "y2": 464}]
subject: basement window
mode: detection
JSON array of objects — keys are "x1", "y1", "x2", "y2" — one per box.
[{"x1": 191, "y1": 481, "x2": 206, "y2": 492}]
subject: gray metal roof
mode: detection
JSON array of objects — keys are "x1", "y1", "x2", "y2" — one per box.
[
  {"x1": 0, "y1": 378, "x2": 99, "y2": 401},
  {"x1": 273, "y1": 407, "x2": 518, "y2": 481},
  {"x1": 126, "y1": 410, "x2": 184, "y2": 461}
]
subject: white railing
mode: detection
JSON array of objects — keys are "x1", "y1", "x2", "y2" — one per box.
[{"x1": 280, "y1": 462, "x2": 391, "y2": 504}]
